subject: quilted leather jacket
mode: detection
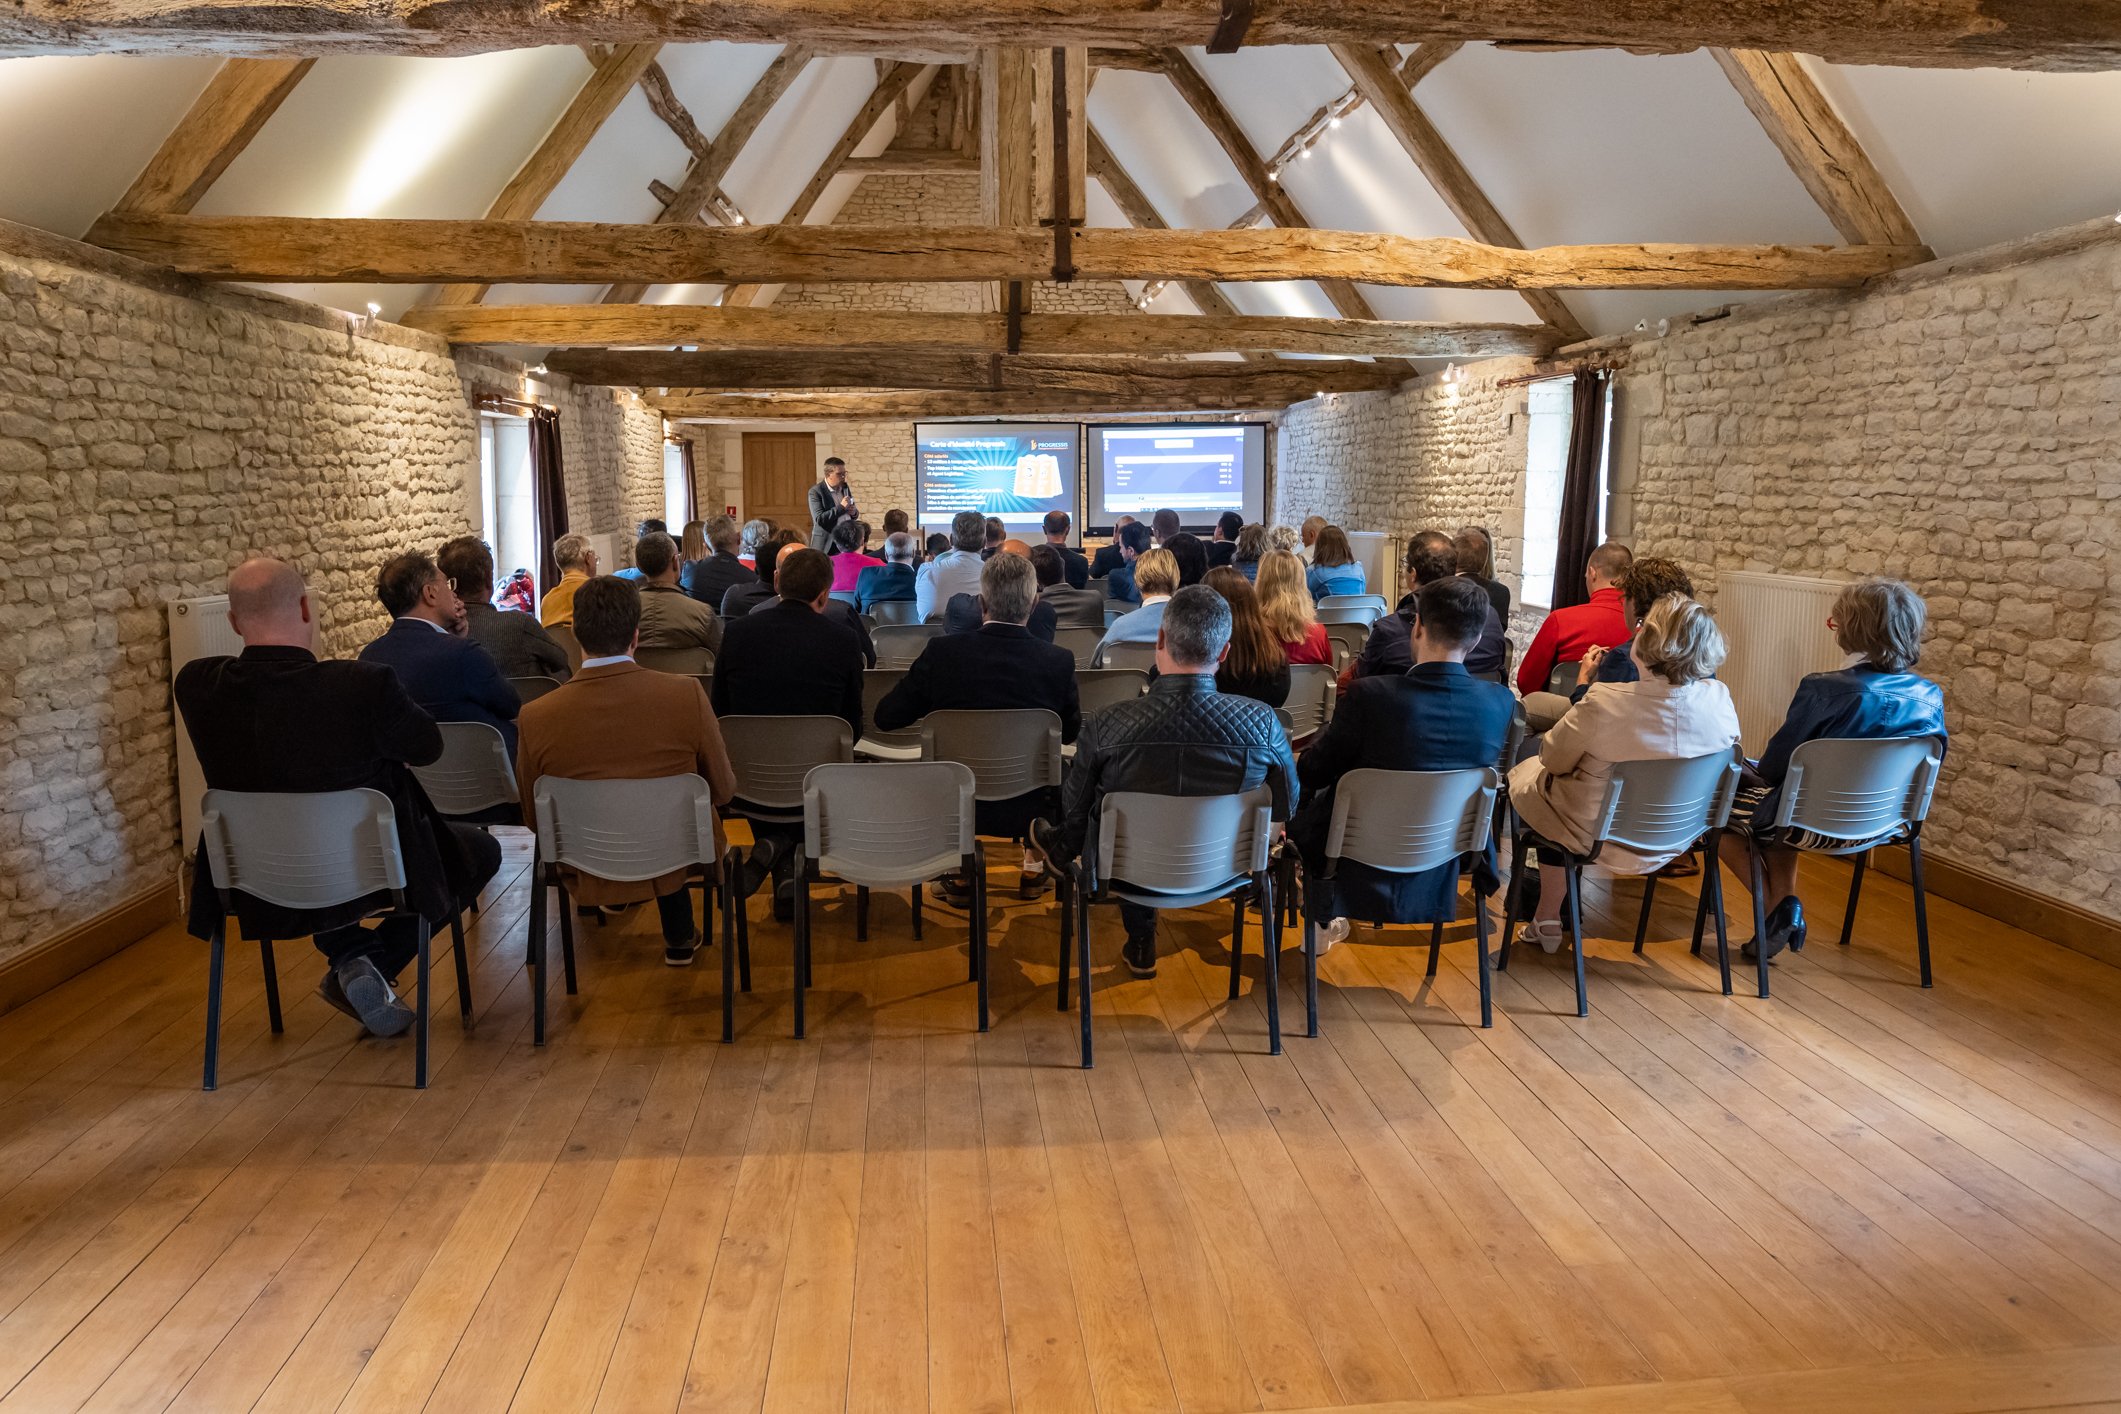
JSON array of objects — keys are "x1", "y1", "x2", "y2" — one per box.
[{"x1": 1054, "y1": 673, "x2": 1297, "y2": 859}]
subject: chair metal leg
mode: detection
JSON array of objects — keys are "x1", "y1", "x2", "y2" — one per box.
[
  {"x1": 203, "y1": 924, "x2": 226, "y2": 1091},
  {"x1": 1748, "y1": 845, "x2": 1771, "y2": 1001},
  {"x1": 973, "y1": 850, "x2": 990, "y2": 1033},
  {"x1": 1056, "y1": 880, "x2": 1073, "y2": 1012},
  {"x1": 793, "y1": 864, "x2": 810, "y2": 1040},
  {"x1": 1497, "y1": 833, "x2": 1529, "y2": 973},
  {"x1": 1475, "y1": 887, "x2": 1494, "y2": 1029},
  {"x1": 1228, "y1": 891, "x2": 1245, "y2": 1002},
  {"x1": 1078, "y1": 876, "x2": 1094, "y2": 1068},
  {"x1": 259, "y1": 938, "x2": 283, "y2": 1034},
  {"x1": 721, "y1": 855, "x2": 737, "y2": 1044},
  {"x1": 1909, "y1": 835, "x2": 1933, "y2": 988},
  {"x1": 1840, "y1": 850, "x2": 1868, "y2": 947},
  {"x1": 1634, "y1": 873, "x2": 1658, "y2": 954},
  {"x1": 911, "y1": 883, "x2": 923, "y2": 942},
  {"x1": 530, "y1": 867, "x2": 549, "y2": 1047},
  {"x1": 1705, "y1": 832, "x2": 1735, "y2": 996},
  {"x1": 856, "y1": 884, "x2": 870, "y2": 943},
  {"x1": 1425, "y1": 920, "x2": 1444, "y2": 979},
  {"x1": 450, "y1": 913, "x2": 473, "y2": 1024},
  {"x1": 1303, "y1": 908, "x2": 1320, "y2": 1039},
  {"x1": 413, "y1": 917, "x2": 432, "y2": 1090},
  {"x1": 1261, "y1": 873, "x2": 1281, "y2": 1056},
  {"x1": 557, "y1": 883, "x2": 579, "y2": 996},
  {"x1": 734, "y1": 860, "x2": 753, "y2": 993},
  {"x1": 1691, "y1": 866, "x2": 1711, "y2": 957},
  {"x1": 1565, "y1": 864, "x2": 1588, "y2": 1018}
]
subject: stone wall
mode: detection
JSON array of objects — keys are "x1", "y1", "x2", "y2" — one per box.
[{"x1": 0, "y1": 240, "x2": 661, "y2": 964}]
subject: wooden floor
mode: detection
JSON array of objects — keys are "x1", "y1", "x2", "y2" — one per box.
[{"x1": 3, "y1": 838, "x2": 2121, "y2": 1414}]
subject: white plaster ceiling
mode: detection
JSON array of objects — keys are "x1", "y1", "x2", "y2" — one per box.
[{"x1": 3, "y1": 41, "x2": 2119, "y2": 341}]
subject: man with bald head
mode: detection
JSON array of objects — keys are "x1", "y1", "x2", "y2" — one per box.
[{"x1": 176, "y1": 558, "x2": 503, "y2": 1039}]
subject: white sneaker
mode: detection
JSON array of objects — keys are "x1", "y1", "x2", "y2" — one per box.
[
  {"x1": 1524, "y1": 919, "x2": 1568, "y2": 955},
  {"x1": 1316, "y1": 917, "x2": 1351, "y2": 953}
]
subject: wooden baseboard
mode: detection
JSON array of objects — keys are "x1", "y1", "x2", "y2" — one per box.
[
  {"x1": 1871, "y1": 845, "x2": 2121, "y2": 969},
  {"x1": 0, "y1": 879, "x2": 181, "y2": 1018}
]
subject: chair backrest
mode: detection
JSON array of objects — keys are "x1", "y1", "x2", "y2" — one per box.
[
  {"x1": 199, "y1": 787, "x2": 406, "y2": 909},
  {"x1": 1499, "y1": 703, "x2": 1527, "y2": 775},
  {"x1": 1076, "y1": 668, "x2": 1148, "y2": 716},
  {"x1": 533, "y1": 774, "x2": 717, "y2": 882},
  {"x1": 858, "y1": 669, "x2": 922, "y2": 754},
  {"x1": 1544, "y1": 661, "x2": 1578, "y2": 697},
  {"x1": 802, "y1": 762, "x2": 974, "y2": 887},
  {"x1": 1587, "y1": 748, "x2": 1743, "y2": 857},
  {"x1": 1777, "y1": 735, "x2": 1945, "y2": 842},
  {"x1": 1318, "y1": 593, "x2": 1389, "y2": 618},
  {"x1": 410, "y1": 721, "x2": 520, "y2": 817},
  {"x1": 872, "y1": 623, "x2": 943, "y2": 668},
  {"x1": 1324, "y1": 622, "x2": 1368, "y2": 668},
  {"x1": 635, "y1": 644, "x2": 715, "y2": 675},
  {"x1": 1053, "y1": 626, "x2": 1103, "y2": 669},
  {"x1": 1103, "y1": 606, "x2": 1125, "y2": 627},
  {"x1": 547, "y1": 623, "x2": 585, "y2": 672},
  {"x1": 1284, "y1": 664, "x2": 1337, "y2": 740},
  {"x1": 1316, "y1": 606, "x2": 1379, "y2": 626},
  {"x1": 867, "y1": 598, "x2": 921, "y2": 627},
  {"x1": 1098, "y1": 639, "x2": 1158, "y2": 672},
  {"x1": 1326, "y1": 767, "x2": 1499, "y2": 873},
  {"x1": 1097, "y1": 785, "x2": 1274, "y2": 894},
  {"x1": 718, "y1": 715, "x2": 856, "y2": 815},
  {"x1": 829, "y1": 590, "x2": 861, "y2": 609},
  {"x1": 921, "y1": 709, "x2": 1063, "y2": 801},
  {"x1": 509, "y1": 675, "x2": 562, "y2": 705}
]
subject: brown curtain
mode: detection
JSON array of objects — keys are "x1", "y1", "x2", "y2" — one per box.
[
  {"x1": 1549, "y1": 369, "x2": 1611, "y2": 611},
  {"x1": 528, "y1": 406, "x2": 569, "y2": 593},
  {"x1": 677, "y1": 438, "x2": 699, "y2": 525}
]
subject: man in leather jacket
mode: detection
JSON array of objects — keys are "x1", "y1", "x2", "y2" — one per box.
[{"x1": 1032, "y1": 585, "x2": 1296, "y2": 978}]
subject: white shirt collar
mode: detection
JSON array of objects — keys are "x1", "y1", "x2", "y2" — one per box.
[
  {"x1": 396, "y1": 616, "x2": 448, "y2": 634},
  {"x1": 580, "y1": 654, "x2": 633, "y2": 669},
  {"x1": 1140, "y1": 594, "x2": 1172, "y2": 608}
]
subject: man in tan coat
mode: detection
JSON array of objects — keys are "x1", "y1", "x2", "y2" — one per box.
[{"x1": 516, "y1": 575, "x2": 737, "y2": 965}]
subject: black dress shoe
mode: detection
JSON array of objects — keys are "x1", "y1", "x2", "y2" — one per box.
[
  {"x1": 1122, "y1": 934, "x2": 1157, "y2": 978},
  {"x1": 1741, "y1": 895, "x2": 1805, "y2": 961},
  {"x1": 740, "y1": 837, "x2": 787, "y2": 898},
  {"x1": 933, "y1": 872, "x2": 974, "y2": 907}
]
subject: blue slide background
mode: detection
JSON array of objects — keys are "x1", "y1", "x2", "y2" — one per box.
[{"x1": 915, "y1": 424, "x2": 1081, "y2": 529}]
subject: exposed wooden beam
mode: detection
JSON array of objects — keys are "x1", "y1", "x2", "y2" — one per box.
[
  {"x1": 979, "y1": 47, "x2": 1039, "y2": 232},
  {"x1": 606, "y1": 44, "x2": 813, "y2": 302},
  {"x1": 1331, "y1": 43, "x2": 1586, "y2": 341},
  {"x1": 842, "y1": 149, "x2": 980, "y2": 175},
  {"x1": 428, "y1": 42, "x2": 662, "y2": 308},
  {"x1": 85, "y1": 216, "x2": 1926, "y2": 289},
  {"x1": 12, "y1": 3, "x2": 2120, "y2": 71},
  {"x1": 112, "y1": 59, "x2": 314, "y2": 216},
  {"x1": 1712, "y1": 49, "x2": 1926, "y2": 250},
  {"x1": 1035, "y1": 47, "x2": 1089, "y2": 227},
  {"x1": 1088, "y1": 48, "x2": 1165, "y2": 72},
  {"x1": 1394, "y1": 39, "x2": 1462, "y2": 88},
  {"x1": 402, "y1": 303, "x2": 1562, "y2": 358},
  {"x1": 658, "y1": 390, "x2": 1314, "y2": 420},
  {"x1": 548, "y1": 350, "x2": 1399, "y2": 396}
]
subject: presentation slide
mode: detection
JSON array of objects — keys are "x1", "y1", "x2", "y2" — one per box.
[
  {"x1": 915, "y1": 423, "x2": 1082, "y2": 533},
  {"x1": 1088, "y1": 423, "x2": 1268, "y2": 531}
]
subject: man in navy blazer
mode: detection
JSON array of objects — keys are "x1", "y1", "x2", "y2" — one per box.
[
  {"x1": 358, "y1": 551, "x2": 521, "y2": 754},
  {"x1": 855, "y1": 531, "x2": 920, "y2": 611},
  {"x1": 1293, "y1": 576, "x2": 1516, "y2": 946},
  {"x1": 1353, "y1": 530, "x2": 1508, "y2": 683}
]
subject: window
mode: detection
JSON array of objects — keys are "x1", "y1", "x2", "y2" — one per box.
[
  {"x1": 1519, "y1": 377, "x2": 1612, "y2": 609},
  {"x1": 479, "y1": 413, "x2": 540, "y2": 606},
  {"x1": 663, "y1": 442, "x2": 691, "y2": 530}
]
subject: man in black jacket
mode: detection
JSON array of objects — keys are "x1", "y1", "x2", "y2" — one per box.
[
  {"x1": 685, "y1": 513, "x2": 755, "y2": 610},
  {"x1": 1032, "y1": 586, "x2": 1296, "y2": 977},
  {"x1": 1206, "y1": 511, "x2": 1243, "y2": 569},
  {"x1": 1042, "y1": 510, "x2": 1090, "y2": 588},
  {"x1": 1353, "y1": 530, "x2": 1508, "y2": 683},
  {"x1": 1087, "y1": 514, "x2": 1135, "y2": 581},
  {"x1": 176, "y1": 558, "x2": 502, "y2": 1038}
]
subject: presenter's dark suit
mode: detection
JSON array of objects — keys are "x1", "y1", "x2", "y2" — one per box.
[
  {"x1": 359, "y1": 617, "x2": 521, "y2": 753},
  {"x1": 1293, "y1": 661, "x2": 1514, "y2": 924},
  {"x1": 176, "y1": 646, "x2": 502, "y2": 975},
  {"x1": 808, "y1": 479, "x2": 857, "y2": 550},
  {"x1": 711, "y1": 598, "x2": 866, "y2": 735},
  {"x1": 944, "y1": 592, "x2": 1056, "y2": 642}
]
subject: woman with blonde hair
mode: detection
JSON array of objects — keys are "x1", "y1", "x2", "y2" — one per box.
[
  {"x1": 680, "y1": 520, "x2": 708, "y2": 568},
  {"x1": 1507, "y1": 593, "x2": 1741, "y2": 952},
  {"x1": 1304, "y1": 524, "x2": 1368, "y2": 602},
  {"x1": 1268, "y1": 524, "x2": 1301, "y2": 556},
  {"x1": 1256, "y1": 550, "x2": 1331, "y2": 665}
]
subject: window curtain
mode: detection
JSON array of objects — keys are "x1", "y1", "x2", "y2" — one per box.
[
  {"x1": 1548, "y1": 368, "x2": 1610, "y2": 611},
  {"x1": 528, "y1": 406, "x2": 569, "y2": 593},
  {"x1": 677, "y1": 437, "x2": 699, "y2": 524}
]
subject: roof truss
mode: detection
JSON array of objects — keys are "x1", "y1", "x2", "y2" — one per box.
[{"x1": 113, "y1": 59, "x2": 315, "y2": 216}]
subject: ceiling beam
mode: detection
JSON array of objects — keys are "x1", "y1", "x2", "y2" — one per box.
[
  {"x1": 427, "y1": 42, "x2": 662, "y2": 308},
  {"x1": 842, "y1": 149, "x2": 980, "y2": 174},
  {"x1": 10, "y1": 3, "x2": 2119, "y2": 71},
  {"x1": 401, "y1": 303, "x2": 1561, "y2": 357},
  {"x1": 1331, "y1": 43, "x2": 1585, "y2": 341},
  {"x1": 659, "y1": 390, "x2": 1316, "y2": 420},
  {"x1": 112, "y1": 59, "x2": 315, "y2": 216},
  {"x1": 1711, "y1": 49, "x2": 1927, "y2": 250},
  {"x1": 549, "y1": 351, "x2": 1400, "y2": 397}
]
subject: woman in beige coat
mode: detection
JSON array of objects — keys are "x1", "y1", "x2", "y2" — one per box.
[{"x1": 1507, "y1": 594, "x2": 1740, "y2": 953}]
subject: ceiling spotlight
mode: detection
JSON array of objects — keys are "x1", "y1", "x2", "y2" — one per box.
[
  {"x1": 532, "y1": 363, "x2": 547, "y2": 376},
  {"x1": 1315, "y1": 389, "x2": 1326, "y2": 400},
  {"x1": 366, "y1": 301, "x2": 382, "y2": 316},
  {"x1": 1299, "y1": 145, "x2": 1313, "y2": 159},
  {"x1": 1328, "y1": 116, "x2": 1342, "y2": 129},
  {"x1": 730, "y1": 212, "x2": 745, "y2": 225},
  {"x1": 1265, "y1": 168, "x2": 1280, "y2": 184}
]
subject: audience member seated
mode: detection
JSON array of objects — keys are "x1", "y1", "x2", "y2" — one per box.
[
  {"x1": 1088, "y1": 514, "x2": 1135, "y2": 580},
  {"x1": 828, "y1": 520, "x2": 882, "y2": 591},
  {"x1": 438, "y1": 535, "x2": 571, "y2": 682},
  {"x1": 768, "y1": 542, "x2": 875, "y2": 663},
  {"x1": 1515, "y1": 541, "x2": 1634, "y2": 697},
  {"x1": 1231, "y1": 523, "x2": 1269, "y2": 582},
  {"x1": 1535, "y1": 556, "x2": 1694, "y2": 720},
  {"x1": 1043, "y1": 510, "x2": 1090, "y2": 588},
  {"x1": 176, "y1": 558, "x2": 502, "y2": 1038},
  {"x1": 1269, "y1": 524, "x2": 1302, "y2": 557},
  {"x1": 855, "y1": 531, "x2": 920, "y2": 612},
  {"x1": 1297, "y1": 515, "x2": 1327, "y2": 565},
  {"x1": 1030, "y1": 586, "x2": 1296, "y2": 978},
  {"x1": 515, "y1": 577, "x2": 737, "y2": 965},
  {"x1": 1455, "y1": 525, "x2": 1511, "y2": 622},
  {"x1": 634, "y1": 531, "x2": 723, "y2": 659},
  {"x1": 1206, "y1": 511, "x2": 1244, "y2": 568},
  {"x1": 980, "y1": 516, "x2": 1007, "y2": 561},
  {"x1": 1293, "y1": 577, "x2": 1517, "y2": 952},
  {"x1": 878, "y1": 552, "x2": 1081, "y2": 898},
  {"x1": 1197, "y1": 568, "x2": 1290, "y2": 707},
  {"x1": 539, "y1": 533, "x2": 598, "y2": 626},
  {"x1": 1720, "y1": 578, "x2": 1947, "y2": 960},
  {"x1": 923, "y1": 531, "x2": 950, "y2": 563},
  {"x1": 1094, "y1": 547, "x2": 1178, "y2": 665},
  {"x1": 1507, "y1": 595, "x2": 1740, "y2": 953},
  {"x1": 1150, "y1": 508, "x2": 1182, "y2": 548},
  {"x1": 1031, "y1": 543, "x2": 1105, "y2": 628},
  {"x1": 881, "y1": 508, "x2": 910, "y2": 540},
  {"x1": 1103, "y1": 520, "x2": 1154, "y2": 604},
  {"x1": 1257, "y1": 550, "x2": 1332, "y2": 665},
  {"x1": 1305, "y1": 525, "x2": 1368, "y2": 601},
  {"x1": 943, "y1": 542, "x2": 1056, "y2": 642},
  {"x1": 916, "y1": 511, "x2": 989, "y2": 621},
  {"x1": 736, "y1": 517, "x2": 775, "y2": 569},
  {"x1": 359, "y1": 550, "x2": 521, "y2": 753},
  {"x1": 1164, "y1": 532, "x2": 1209, "y2": 589},
  {"x1": 720, "y1": 531, "x2": 800, "y2": 618},
  {"x1": 612, "y1": 518, "x2": 666, "y2": 582},
  {"x1": 679, "y1": 520, "x2": 708, "y2": 579},
  {"x1": 685, "y1": 514, "x2": 755, "y2": 610},
  {"x1": 1353, "y1": 532, "x2": 1507, "y2": 683}
]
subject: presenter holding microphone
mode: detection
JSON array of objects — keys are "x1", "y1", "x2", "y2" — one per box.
[{"x1": 809, "y1": 457, "x2": 858, "y2": 550}]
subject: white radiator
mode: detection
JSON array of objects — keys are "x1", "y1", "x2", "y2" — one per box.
[
  {"x1": 1716, "y1": 571, "x2": 1848, "y2": 754},
  {"x1": 168, "y1": 594, "x2": 242, "y2": 858}
]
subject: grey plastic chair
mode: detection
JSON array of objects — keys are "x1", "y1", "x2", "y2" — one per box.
[
  {"x1": 1054, "y1": 626, "x2": 1103, "y2": 669},
  {"x1": 635, "y1": 645, "x2": 715, "y2": 675},
  {"x1": 920, "y1": 708, "x2": 1064, "y2": 809},
  {"x1": 1076, "y1": 668, "x2": 1149, "y2": 717},
  {"x1": 856, "y1": 668, "x2": 922, "y2": 761},
  {"x1": 529, "y1": 773, "x2": 722, "y2": 1045},
  {"x1": 1096, "y1": 639, "x2": 1158, "y2": 672},
  {"x1": 1283, "y1": 664, "x2": 1336, "y2": 744},
  {"x1": 1301, "y1": 767, "x2": 1501, "y2": 1033},
  {"x1": 1317, "y1": 605, "x2": 1379, "y2": 626},
  {"x1": 1318, "y1": 594, "x2": 1390, "y2": 620},
  {"x1": 197, "y1": 787, "x2": 471, "y2": 1090},
  {"x1": 1545, "y1": 661, "x2": 1579, "y2": 696},
  {"x1": 411, "y1": 721, "x2": 519, "y2": 819},
  {"x1": 547, "y1": 623, "x2": 586, "y2": 672},
  {"x1": 717, "y1": 715, "x2": 856, "y2": 1037},
  {"x1": 800, "y1": 762, "x2": 989, "y2": 1030},
  {"x1": 1751, "y1": 734, "x2": 1945, "y2": 986},
  {"x1": 872, "y1": 623, "x2": 944, "y2": 669},
  {"x1": 509, "y1": 675, "x2": 562, "y2": 705},
  {"x1": 866, "y1": 598, "x2": 922, "y2": 627},
  {"x1": 1500, "y1": 747, "x2": 1743, "y2": 1013},
  {"x1": 829, "y1": 590, "x2": 861, "y2": 610},
  {"x1": 1057, "y1": 785, "x2": 1279, "y2": 1067},
  {"x1": 1323, "y1": 622, "x2": 1368, "y2": 669}
]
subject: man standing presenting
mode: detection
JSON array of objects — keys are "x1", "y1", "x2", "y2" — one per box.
[{"x1": 808, "y1": 457, "x2": 858, "y2": 550}]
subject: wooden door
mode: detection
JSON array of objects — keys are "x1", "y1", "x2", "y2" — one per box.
[{"x1": 742, "y1": 432, "x2": 818, "y2": 538}]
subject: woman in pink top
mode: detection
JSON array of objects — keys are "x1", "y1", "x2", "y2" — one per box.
[{"x1": 828, "y1": 520, "x2": 882, "y2": 593}]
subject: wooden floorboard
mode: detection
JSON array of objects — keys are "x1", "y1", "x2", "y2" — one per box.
[{"x1": 0, "y1": 838, "x2": 2117, "y2": 1411}]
